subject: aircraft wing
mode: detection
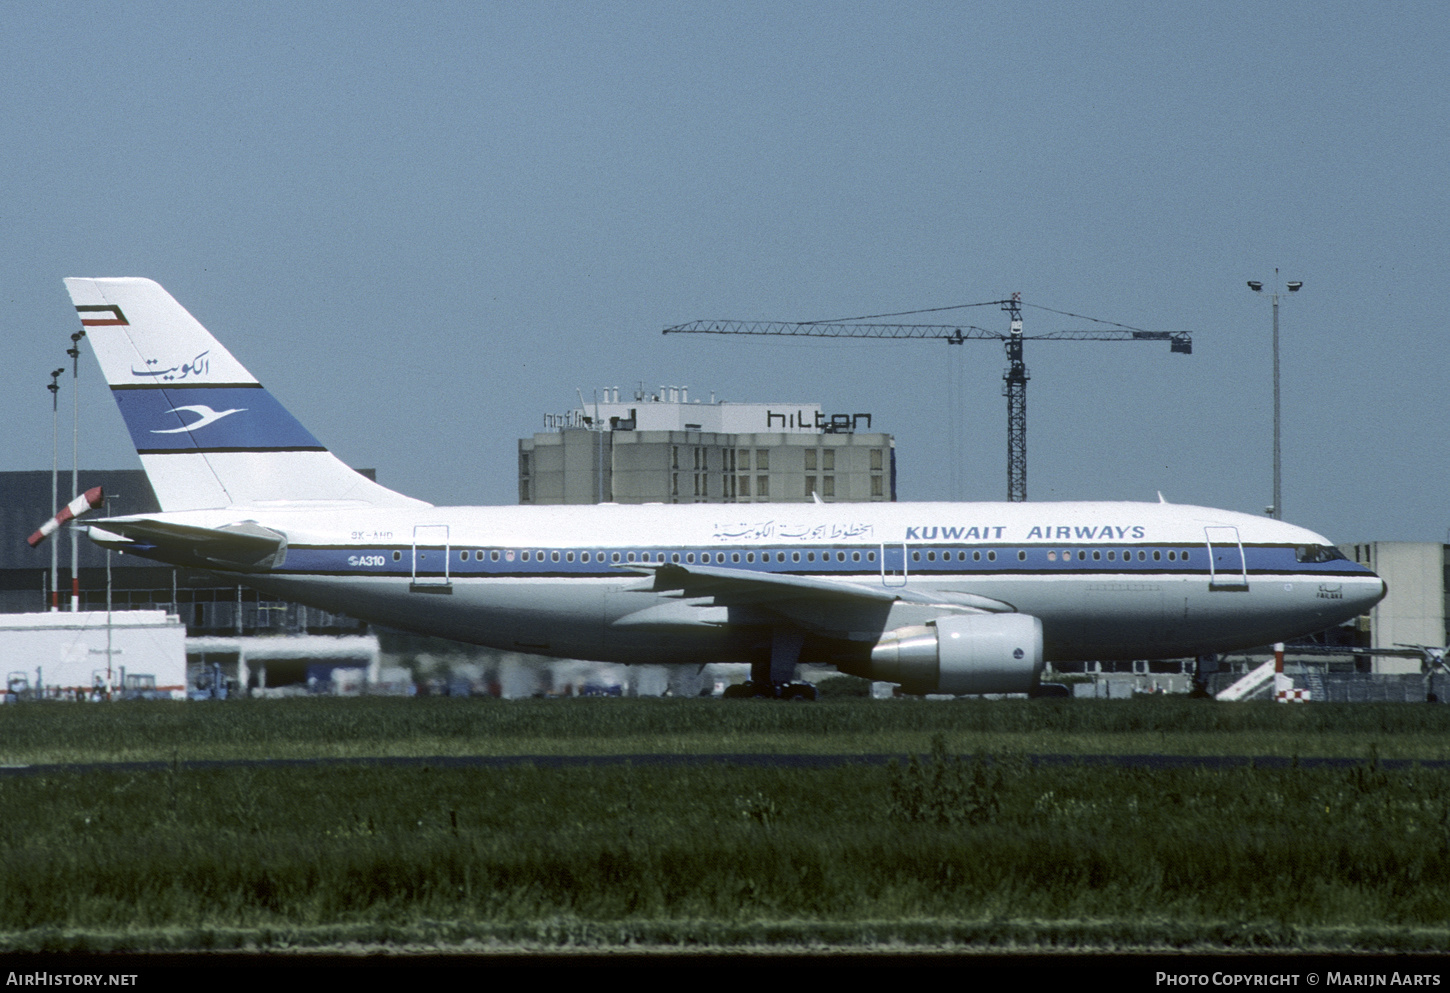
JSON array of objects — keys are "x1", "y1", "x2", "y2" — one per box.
[
  {"x1": 87, "y1": 517, "x2": 288, "y2": 571},
  {"x1": 618, "y1": 561, "x2": 1014, "y2": 635}
]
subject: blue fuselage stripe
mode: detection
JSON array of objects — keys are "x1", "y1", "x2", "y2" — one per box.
[{"x1": 263, "y1": 543, "x2": 1374, "y2": 581}]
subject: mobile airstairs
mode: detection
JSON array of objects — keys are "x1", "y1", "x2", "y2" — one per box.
[{"x1": 1215, "y1": 645, "x2": 1309, "y2": 702}]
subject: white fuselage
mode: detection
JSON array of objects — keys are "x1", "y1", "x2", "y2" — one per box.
[{"x1": 107, "y1": 499, "x2": 1385, "y2": 667}]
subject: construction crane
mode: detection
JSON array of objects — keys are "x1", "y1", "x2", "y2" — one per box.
[{"x1": 663, "y1": 294, "x2": 1192, "y2": 502}]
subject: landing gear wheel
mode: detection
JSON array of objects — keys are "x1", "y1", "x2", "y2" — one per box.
[
  {"x1": 722, "y1": 680, "x2": 818, "y2": 700},
  {"x1": 781, "y1": 682, "x2": 818, "y2": 701}
]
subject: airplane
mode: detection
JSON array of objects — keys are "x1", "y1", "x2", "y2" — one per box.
[{"x1": 61, "y1": 277, "x2": 1386, "y2": 699}]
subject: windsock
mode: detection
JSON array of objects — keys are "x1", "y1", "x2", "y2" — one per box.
[{"x1": 27, "y1": 486, "x2": 104, "y2": 547}]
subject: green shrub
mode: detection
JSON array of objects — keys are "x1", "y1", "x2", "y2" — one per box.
[{"x1": 888, "y1": 736, "x2": 1001, "y2": 826}]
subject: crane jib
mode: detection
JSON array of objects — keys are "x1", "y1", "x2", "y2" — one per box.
[{"x1": 661, "y1": 296, "x2": 1192, "y2": 503}]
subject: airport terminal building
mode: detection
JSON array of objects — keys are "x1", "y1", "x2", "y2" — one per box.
[
  {"x1": 518, "y1": 386, "x2": 897, "y2": 505},
  {"x1": 1345, "y1": 541, "x2": 1450, "y2": 671}
]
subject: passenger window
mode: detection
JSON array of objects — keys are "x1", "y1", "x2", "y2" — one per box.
[
  {"x1": 1017, "y1": 550, "x2": 1026, "y2": 561},
  {"x1": 566, "y1": 551, "x2": 574, "y2": 562},
  {"x1": 393, "y1": 551, "x2": 402, "y2": 562},
  {"x1": 552, "y1": 551, "x2": 560, "y2": 562},
  {"x1": 1093, "y1": 550, "x2": 1101, "y2": 561},
  {"x1": 1153, "y1": 550, "x2": 1161, "y2": 561},
  {"x1": 732, "y1": 552, "x2": 740, "y2": 563},
  {"x1": 973, "y1": 551, "x2": 981, "y2": 561},
  {"x1": 852, "y1": 551, "x2": 860, "y2": 562},
  {"x1": 987, "y1": 550, "x2": 996, "y2": 562},
  {"x1": 522, "y1": 551, "x2": 530, "y2": 562},
  {"x1": 792, "y1": 551, "x2": 800, "y2": 562}
]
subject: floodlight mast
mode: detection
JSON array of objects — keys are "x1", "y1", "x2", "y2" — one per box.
[
  {"x1": 1247, "y1": 270, "x2": 1302, "y2": 521},
  {"x1": 47, "y1": 367, "x2": 63, "y2": 611},
  {"x1": 663, "y1": 297, "x2": 1192, "y2": 502}
]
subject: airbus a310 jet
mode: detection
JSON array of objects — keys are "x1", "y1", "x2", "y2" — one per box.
[{"x1": 61, "y1": 278, "x2": 1385, "y2": 699}]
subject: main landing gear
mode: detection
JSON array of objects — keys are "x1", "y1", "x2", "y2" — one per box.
[
  {"x1": 722, "y1": 627, "x2": 818, "y2": 700},
  {"x1": 723, "y1": 680, "x2": 819, "y2": 701}
]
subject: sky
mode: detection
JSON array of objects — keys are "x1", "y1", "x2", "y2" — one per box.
[{"x1": 2, "y1": 1, "x2": 1447, "y2": 543}]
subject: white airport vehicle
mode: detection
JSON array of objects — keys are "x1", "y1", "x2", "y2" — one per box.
[{"x1": 63, "y1": 278, "x2": 1386, "y2": 699}]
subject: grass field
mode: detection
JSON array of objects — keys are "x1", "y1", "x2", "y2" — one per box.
[
  {"x1": 3, "y1": 694, "x2": 1450, "y2": 953},
  {"x1": 5, "y1": 692, "x2": 1450, "y2": 765}
]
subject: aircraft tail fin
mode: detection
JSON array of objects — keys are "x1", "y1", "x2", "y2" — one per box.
[{"x1": 63, "y1": 277, "x2": 428, "y2": 512}]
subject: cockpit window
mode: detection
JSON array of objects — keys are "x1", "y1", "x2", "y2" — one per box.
[{"x1": 1295, "y1": 544, "x2": 1348, "y2": 563}]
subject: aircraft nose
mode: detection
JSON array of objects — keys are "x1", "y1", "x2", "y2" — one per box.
[{"x1": 1355, "y1": 576, "x2": 1388, "y2": 612}]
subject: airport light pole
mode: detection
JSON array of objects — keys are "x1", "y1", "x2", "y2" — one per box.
[
  {"x1": 1246, "y1": 272, "x2": 1302, "y2": 521},
  {"x1": 103, "y1": 493, "x2": 120, "y2": 695},
  {"x1": 67, "y1": 330, "x2": 85, "y2": 611},
  {"x1": 47, "y1": 367, "x2": 64, "y2": 610}
]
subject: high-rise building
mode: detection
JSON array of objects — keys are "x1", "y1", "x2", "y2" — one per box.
[{"x1": 519, "y1": 386, "x2": 895, "y2": 505}]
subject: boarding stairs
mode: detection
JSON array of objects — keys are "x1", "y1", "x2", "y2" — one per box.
[{"x1": 1215, "y1": 659, "x2": 1276, "y2": 701}]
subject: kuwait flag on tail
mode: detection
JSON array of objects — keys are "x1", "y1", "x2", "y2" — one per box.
[{"x1": 28, "y1": 486, "x2": 104, "y2": 547}]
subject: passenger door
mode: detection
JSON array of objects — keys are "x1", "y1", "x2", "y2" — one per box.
[
  {"x1": 1204, "y1": 526, "x2": 1248, "y2": 591},
  {"x1": 880, "y1": 543, "x2": 907, "y2": 587},
  {"x1": 411, "y1": 524, "x2": 451, "y2": 591}
]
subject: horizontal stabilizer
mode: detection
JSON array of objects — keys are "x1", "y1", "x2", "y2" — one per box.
[{"x1": 88, "y1": 517, "x2": 288, "y2": 572}]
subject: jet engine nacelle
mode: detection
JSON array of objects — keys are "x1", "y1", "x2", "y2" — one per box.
[{"x1": 864, "y1": 613, "x2": 1044, "y2": 695}]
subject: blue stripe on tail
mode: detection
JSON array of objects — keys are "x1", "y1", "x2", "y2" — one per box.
[{"x1": 113, "y1": 385, "x2": 324, "y2": 453}]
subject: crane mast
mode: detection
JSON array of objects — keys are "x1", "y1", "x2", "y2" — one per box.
[
  {"x1": 1001, "y1": 293, "x2": 1028, "y2": 502},
  {"x1": 663, "y1": 297, "x2": 1191, "y2": 502}
]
